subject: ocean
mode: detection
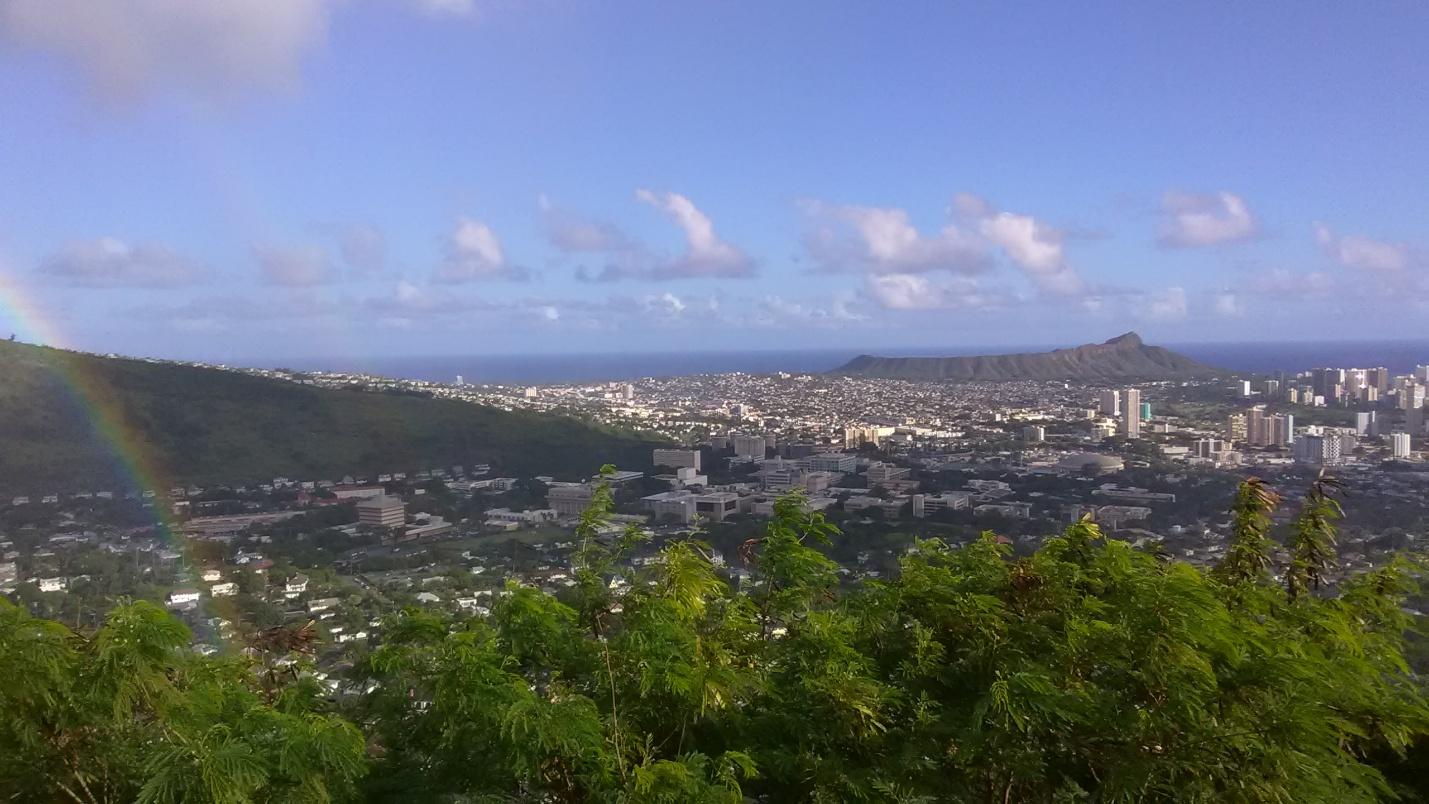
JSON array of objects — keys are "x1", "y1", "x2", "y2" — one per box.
[{"x1": 264, "y1": 340, "x2": 1429, "y2": 385}]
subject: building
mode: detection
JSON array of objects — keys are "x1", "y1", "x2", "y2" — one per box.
[
  {"x1": 1192, "y1": 438, "x2": 1224, "y2": 458},
  {"x1": 167, "y1": 589, "x2": 201, "y2": 607},
  {"x1": 1120, "y1": 389, "x2": 1142, "y2": 438},
  {"x1": 1098, "y1": 389, "x2": 1120, "y2": 416},
  {"x1": 1355, "y1": 411, "x2": 1377, "y2": 436},
  {"x1": 332, "y1": 484, "x2": 384, "y2": 500},
  {"x1": 732, "y1": 434, "x2": 769, "y2": 460},
  {"x1": 808, "y1": 453, "x2": 857, "y2": 473},
  {"x1": 547, "y1": 484, "x2": 595, "y2": 517},
  {"x1": 1391, "y1": 432, "x2": 1413, "y2": 458},
  {"x1": 357, "y1": 496, "x2": 406, "y2": 529},
  {"x1": 210, "y1": 582, "x2": 238, "y2": 597},
  {"x1": 644, "y1": 491, "x2": 698, "y2": 524},
  {"x1": 866, "y1": 462, "x2": 911, "y2": 484},
  {"x1": 1294, "y1": 434, "x2": 1342, "y2": 466},
  {"x1": 974, "y1": 502, "x2": 1033, "y2": 519},
  {"x1": 1057, "y1": 452, "x2": 1125, "y2": 474},
  {"x1": 911, "y1": 492, "x2": 974, "y2": 518},
  {"x1": 652, "y1": 448, "x2": 701, "y2": 470},
  {"x1": 694, "y1": 491, "x2": 745, "y2": 523},
  {"x1": 1023, "y1": 425, "x2": 1045, "y2": 442}
]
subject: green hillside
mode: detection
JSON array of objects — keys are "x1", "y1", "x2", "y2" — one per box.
[{"x1": 0, "y1": 340, "x2": 663, "y2": 493}]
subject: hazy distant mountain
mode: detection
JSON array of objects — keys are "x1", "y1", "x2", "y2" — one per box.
[
  {"x1": 832, "y1": 332, "x2": 1222, "y2": 381},
  {"x1": 0, "y1": 340, "x2": 662, "y2": 494}
]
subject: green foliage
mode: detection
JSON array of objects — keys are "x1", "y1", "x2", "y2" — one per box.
[
  {"x1": 0, "y1": 598, "x2": 365, "y2": 803},
  {"x1": 4, "y1": 479, "x2": 1429, "y2": 802},
  {"x1": 0, "y1": 340, "x2": 663, "y2": 492}
]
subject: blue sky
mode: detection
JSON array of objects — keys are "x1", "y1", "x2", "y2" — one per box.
[{"x1": 1, "y1": 1, "x2": 1426, "y2": 363}]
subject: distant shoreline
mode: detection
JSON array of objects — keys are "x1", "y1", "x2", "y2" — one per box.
[{"x1": 237, "y1": 339, "x2": 1429, "y2": 385}]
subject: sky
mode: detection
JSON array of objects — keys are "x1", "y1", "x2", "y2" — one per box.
[{"x1": 1, "y1": 1, "x2": 1427, "y2": 364}]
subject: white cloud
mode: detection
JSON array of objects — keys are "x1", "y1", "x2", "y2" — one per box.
[
  {"x1": 433, "y1": 217, "x2": 528, "y2": 282},
  {"x1": 633, "y1": 189, "x2": 756, "y2": 280},
  {"x1": 1140, "y1": 287, "x2": 1188, "y2": 322},
  {"x1": 957, "y1": 194, "x2": 1085, "y2": 296},
  {"x1": 804, "y1": 202, "x2": 987, "y2": 275},
  {"x1": 254, "y1": 243, "x2": 335, "y2": 287},
  {"x1": 410, "y1": 0, "x2": 477, "y2": 17},
  {"x1": 339, "y1": 225, "x2": 386, "y2": 276},
  {"x1": 1251, "y1": 267, "x2": 1337, "y2": 299},
  {"x1": 1313, "y1": 223, "x2": 1411, "y2": 273},
  {"x1": 864, "y1": 273, "x2": 1003, "y2": 312},
  {"x1": 1211, "y1": 291, "x2": 1242, "y2": 317},
  {"x1": 0, "y1": 0, "x2": 331, "y2": 104},
  {"x1": 541, "y1": 199, "x2": 637, "y2": 254},
  {"x1": 38, "y1": 237, "x2": 204, "y2": 287},
  {"x1": 1157, "y1": 191, "x2": 1258, "y2": 248}
]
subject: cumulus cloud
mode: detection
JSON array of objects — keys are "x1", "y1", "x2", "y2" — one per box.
[
  {"x1": 1211, "y1": 291, "x2": 1242, "y2": 317},
  {"x1": 433, "y1": 217, "x2": 529, "y2": 282},
  {"x1": 1140, "y1": 286, "x2": 1188, "y2": 322},
  {"x1": 409, "y1": 0, "x2": 477, "y2": 17},
  {"x1": 1250, "y1": 267, "x2": 1337, "y2": 299},
  {"x1": 1313, "y1": 223, "x2": 1412, "y2": 273},
  {"x1": 254, "y1": 243, "x2": 336, "y2": 287},
  {"x1": 0, "y1": 0, "x2": 331, "y2": 104},
  {"x1": 339, "y1": 225, "x2": 387, "y2": 276},
  {"x1": 632, "y1": 189, "x2": 755, "y2": 280},
  {"x1": 1157, "y1": 191, "x2": 1258, "y2": 248},
  {"x1": 803, "y1": 202, "x2": 987, "y2": 276},
  {"x1": 956, "y1": 194, "x2": 1085, "y2": 296},
  {"x1": 38, "y1": 237, "x2": 205, "y2": 287},
  {"x1": 864, "y1": 273, "x2": 1004, "y2": 312},
  {"x1": 540, "y1": 196, "x2": 637, "y2": 254}
]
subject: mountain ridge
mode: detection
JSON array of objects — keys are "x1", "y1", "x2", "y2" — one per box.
[
  {"x1": 832, "y1": 332, "x2": 1222, "y2": 381},
  {"x1": 0, "y1": 340, "x2": 663, "y2": 494}
]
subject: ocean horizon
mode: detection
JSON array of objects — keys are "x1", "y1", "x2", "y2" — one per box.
[{"x1": 255, "y1": 339, "x2": 1429, "y2": 386}]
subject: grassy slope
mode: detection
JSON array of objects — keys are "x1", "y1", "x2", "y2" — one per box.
[{"x1": 0, "y1": 341, "x2": 662, "y2": 493}]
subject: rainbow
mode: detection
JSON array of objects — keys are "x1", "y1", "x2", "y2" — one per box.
[{"x1": 0, "y1": 275, "x2": 219, "y2": 634}]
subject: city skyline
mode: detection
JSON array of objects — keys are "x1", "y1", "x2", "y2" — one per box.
[{"x1": 2, "y1": 2, "x2": 1427, "y2": 362}]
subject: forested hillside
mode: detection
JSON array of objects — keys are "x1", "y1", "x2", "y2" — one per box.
[
  {"x1": 0, "y1": 341, "x2": 661, "y2": 492},
  {"x1": 2, "y1": 476, "x2": 1426, "y2": 802}
]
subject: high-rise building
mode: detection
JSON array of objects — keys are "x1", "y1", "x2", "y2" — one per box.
[
  {"x1": 1354, "y1": 411, "x2": 1376, "y2": 436},
  {"x1": 1120, "y1": 389, "x2": 1142, "y2": 438},
  {"x1": 1237, "y1": 380, "x2": 1253, "y2": 398},
  {"x1": 1417, "y1": 365, "x2": 1429, "y2": 383},
  {"x1": 1245, "y1": 405, "x2": 1267, "y2": 445},
  {"x1": 1391, "y1": 432, "x2": 1412, "y2": 458},
  {"x1": 1294, "y1": 434, "x2": 1342, "y2": 466},
  {"x1": 732, "y1": 434, "x2": 769, "y2": 460},
  {"x1": 1098, "y1": 390, "x2": 1120, "y2": 416},
  {"x1": 1408, "y1": 406, "x2": 1427, "y2": 437},
  {"x1": 1023, "y1": 425, "x2": 1045, "y2": 442},
  {"x1": 1227, "y1": 412, "x2": 1247, "y2": 442}
]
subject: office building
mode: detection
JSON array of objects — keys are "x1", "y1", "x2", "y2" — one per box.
[
  {"x1": 652, "y1": 448, "x2": 701, "y2": 470},
  {"x1": 547, "y1": 484, "x2": 596, "y2": 517},
  {"x1": 357, "y1": 496, "x2": 406, "y2": 529},
  {"x1": 732, "y1": 434, "x2": 768, "y2": 460},
  {"x1": 808, "y1": 453, "x2": 857, "y2": 473},
  {"x1": 866, "y1": 462, "x2": 911, "y2": 484},
  {"x1": 1391, "y1": 432, "x2": 1412, "y2": 458},
  {"x1": 1355, "y1": 411, "x2": 1376, "y2": 436}
]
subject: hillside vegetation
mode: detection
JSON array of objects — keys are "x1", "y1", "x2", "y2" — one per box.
[
  {"x1": 0, "y1": 341, "x2": 661, "y2": 493},
  {"x1": 834, "y1": 331, "x2": 1221, "y2": 381},
  {"x1": 2, "y1": 476, "x2": 1427, "y2": 802}
]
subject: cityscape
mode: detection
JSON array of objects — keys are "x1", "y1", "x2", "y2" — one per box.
[{"x1": 4, "y1": 2, "x2": 1429, "y2": 800}]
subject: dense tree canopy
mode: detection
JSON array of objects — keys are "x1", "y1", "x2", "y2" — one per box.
[{"x1": 3, "y1": 474, "x2": 1427, "y2": 801}]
